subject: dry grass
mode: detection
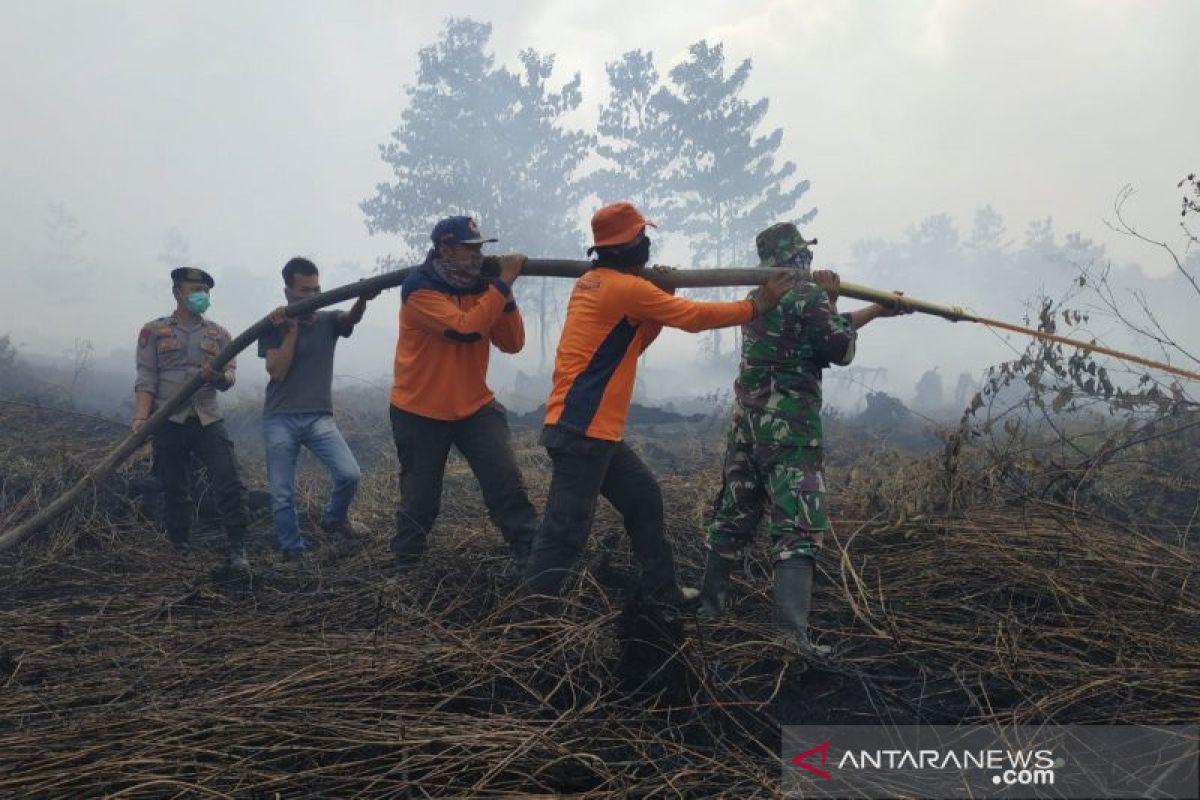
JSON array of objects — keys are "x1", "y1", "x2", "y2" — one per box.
[{"x1": 0, "y1": 403, "x2": 1197, "y2": 798}]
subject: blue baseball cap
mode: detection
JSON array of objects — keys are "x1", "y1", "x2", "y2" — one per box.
[{"x1": 430, "y1": 216, "x2": 498, "y2": 246}]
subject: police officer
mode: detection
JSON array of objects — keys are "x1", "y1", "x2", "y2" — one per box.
[{"x1": 133, "y1": 267, "x2": 251, "y2": 568}]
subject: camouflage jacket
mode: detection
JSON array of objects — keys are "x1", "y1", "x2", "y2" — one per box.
[{"x1": 733, "y1": 281, "x2": 857, "y2": 436}]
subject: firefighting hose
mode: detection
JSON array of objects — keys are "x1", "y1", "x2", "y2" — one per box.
[{"x1": 1, "y1": 258, "x2": 1195, "y2": 553}]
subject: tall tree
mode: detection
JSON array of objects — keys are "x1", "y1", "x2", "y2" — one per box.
[
  {"x1": 593, "y1": 42, "x2": 815, "y2": 305},
  {"x1": 966, "y1": 205, "x2": 1010, "y2": 256},
  {"x1": 658, "y1": 41, "x2": 814, "y2": 355},
  {"x1": 662, "y1": 42, "x2": 814, "y2": 270},
  {"x1": 592, "y1": 50, "x2": 677, "y2": 223},
  {"x1": 362, "y1": 18, "x2": 592, "y2": 370}
]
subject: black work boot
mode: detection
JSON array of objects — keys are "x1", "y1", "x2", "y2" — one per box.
[
  {"x1": 773, "y1": 557, "x2": 831, "y2": 657},
  {"x1": 167, "y1": 530, "x2": 192, "y2": 558},
  {"x1": 226, "y1": 528, "x2": 250, "y2": 571},
  {"x1": 651, "y1": 583, "x2": 700, "y2": 609},
  {"x1": 321, "y1": 518, "x2": 370, "y2": 539},
  {"x1": 640, "y1": 557, "x2": 699, "y2": 611},
  {"x1": 391, "y1": 538, "x2": 424, "y2": 573},
  {"x1": 508, "y1": 530, "x2": 535, "y2": 575},
  {"x1": 391, "y1": 513, "x2": 427, "y2": 572},
  {"x1": 698, "y1": 548, "x2": 736, "y2": 621}
]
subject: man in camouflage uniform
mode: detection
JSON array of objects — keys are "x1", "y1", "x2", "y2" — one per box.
[
  {"x1": 133, "y1": 267, "x2": 251, "y2": 568},
  {"x1": 699, "y1": 223, "x2": 910, "y2": 655}
]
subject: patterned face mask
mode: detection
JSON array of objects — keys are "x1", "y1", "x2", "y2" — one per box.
[
  {"x1": 786, "y1": 249, "x2": 813, "y2": 271},
  {"x1": 432, "y1": 251, "x2": 485, "y2": 289}
]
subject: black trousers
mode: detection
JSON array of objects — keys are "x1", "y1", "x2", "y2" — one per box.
[
  {"x1": 389, "y1": 403, "x2": 539, "y2": 561},
  {"x1": 522, "y1": 425, "x2": 678, "y2": 599},
  {"x1": 152, "y1": 418, "x2": 248, "y2": 546}
]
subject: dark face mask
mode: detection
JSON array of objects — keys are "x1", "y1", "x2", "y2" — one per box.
[{"x1": 593, "y1": 236, "x2": 652, "y2": 272}]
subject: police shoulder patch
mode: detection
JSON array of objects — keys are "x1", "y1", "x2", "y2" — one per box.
[{"x1": 138, "y1": 327, "x2": 152, "y2": 348}]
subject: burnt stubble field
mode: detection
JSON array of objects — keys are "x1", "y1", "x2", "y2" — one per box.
[{"x1": 1, "y1": 402, "x2": 1197, "y2": 797}]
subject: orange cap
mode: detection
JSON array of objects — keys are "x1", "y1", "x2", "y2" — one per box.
[{"x1": 590, "y1": 202, "x2": 657, "y2": 247}]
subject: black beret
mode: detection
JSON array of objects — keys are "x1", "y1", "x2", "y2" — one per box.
[{"x1": 170, "y1": 267, "x2": 215, "y2": 288}]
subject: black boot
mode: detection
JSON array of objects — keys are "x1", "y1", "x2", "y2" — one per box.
[
  {"x1": 773, "y1": 557, "x2": 830, "y2": 657},
  {"x1": 508, "y1": 527, "x2": 536, "y2": 575},
  {"x1": 650, "y1": 583, "x2": 700, "y2": 610},
  {"x1": 167, "y1": 528, "x2": 192, "y2": 558},
  {"x1": 698, "y1": 548, "x2": 736, "y2": 620},
  {"x1": 391, "y1": 512, "x2": 427, "y2": 571},
  {"x1": 226, "y1": 527, "x2": 250, "y2": 571}
]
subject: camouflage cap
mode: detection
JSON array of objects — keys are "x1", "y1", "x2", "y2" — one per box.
[{"x1": 755, "y1": 222, "x2": 816, "y2": 269}]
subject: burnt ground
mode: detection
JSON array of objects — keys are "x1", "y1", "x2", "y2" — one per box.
[{"x1": 0, "y1": 402, "x2": 1196, "y2": 797}]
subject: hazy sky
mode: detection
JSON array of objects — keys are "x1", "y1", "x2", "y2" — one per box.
[{"x1": 1, "y1": 0, "x2": 1196, "y2": 400}]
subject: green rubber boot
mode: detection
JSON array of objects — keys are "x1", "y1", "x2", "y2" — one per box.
[
  {"x1": 773, "y1": 557, "x2": 831, "y2": 657},
  {"x1": 698, "y1": 549, "x2": 736, "y2": 621}
]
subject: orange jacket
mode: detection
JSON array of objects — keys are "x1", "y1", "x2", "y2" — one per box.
[
  {"x1": 545, "y1": 267, "x2": 756, "y2": 441},
  {"x1": 391, "y1": 265, "x2": 523, "y2": 420}
]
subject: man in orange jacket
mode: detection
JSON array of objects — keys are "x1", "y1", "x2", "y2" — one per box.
[
  {"x1": 390, "y1": 216, "x2": 539, "y2": 570},
  {"x1": 522, "y1": 201, "x2": 793, "y2": 608}
]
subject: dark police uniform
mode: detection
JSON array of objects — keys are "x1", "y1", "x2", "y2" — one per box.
[{"x1": 135, "y1": 268, "x2": 249, "y2": 555}]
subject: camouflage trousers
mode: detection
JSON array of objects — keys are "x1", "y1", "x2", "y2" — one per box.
[{"x1": 706, "y1": 404, "x2": 829, "y2": 561}]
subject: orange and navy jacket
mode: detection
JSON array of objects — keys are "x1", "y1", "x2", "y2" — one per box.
[
  {"x1": 391, "y1": 262, "x2": 523, "y2": 421},
  {"x1": 545, "y1": 266, "x2": 756, "y2": 441}
]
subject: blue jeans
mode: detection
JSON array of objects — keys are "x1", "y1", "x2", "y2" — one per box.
[{"x1": 263, "y1": 412, "x2": 361, "y2": 551}]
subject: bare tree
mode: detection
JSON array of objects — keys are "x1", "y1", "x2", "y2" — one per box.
[{"x1": 948, "y1": 179, "x2": 1198, "y2": 539}]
